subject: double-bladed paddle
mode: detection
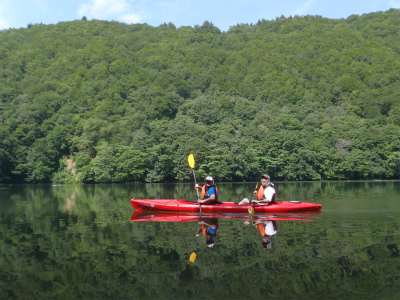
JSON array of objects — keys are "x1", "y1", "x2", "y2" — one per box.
[{"x1": 188, "y1": 154, "x2": 201, "y2": 263}]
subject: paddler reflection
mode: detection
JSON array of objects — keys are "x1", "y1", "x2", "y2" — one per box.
[
  {"x1": 195, "y1": 218, "x2": 219, "y2": 247},
  {"x1": 244, "y1": 219, "x2": 277, "y2": 249}
]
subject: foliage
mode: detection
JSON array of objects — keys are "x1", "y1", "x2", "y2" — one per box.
[{"x1": 1, "y1": 10, "x2": 400, "y2": 183}]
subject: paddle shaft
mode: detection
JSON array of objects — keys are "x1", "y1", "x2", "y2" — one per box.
[
  {"x1": 192, "y1": 169, "x2": 202, "y2": 214},
  {"x1": 250, "y1": 183, "x2": 258, "y2": 216},
  {"x1": 193, "y1": 169, "x2": 200, "y2": 199},
  {"x1": 252, "y1": 186, "x2": 257, "y2": 206}
]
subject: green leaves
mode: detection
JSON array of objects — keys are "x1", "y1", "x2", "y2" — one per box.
[
  {"x1": 1, "y1": 12, "x2": 400, "y2": 182},
  {"x1": 114, "y1": 147, "x2": 150, "y2": 182},
  {"x1": 92, "y1": 143, "x2": 115, "y2": 183}
]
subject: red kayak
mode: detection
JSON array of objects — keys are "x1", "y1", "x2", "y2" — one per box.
[
  {"x1": 130, "y1": 199, "x2": 322, "y2": 213},
  {"x1": 131, "y1": 210, "x2": 316, "y2": 222}
]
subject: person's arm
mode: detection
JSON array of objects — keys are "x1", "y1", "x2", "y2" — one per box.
[
  {"x1": 197, "y1": 187, "x2": 216, "y2": 204},
  {"x1": 252, "y1": 187, "x2": 260, "y2": 203},
  {"x1": 199, "y1": 220, "x2": 217, "y2": 229},
  {"x1": 195, "y1": 184, "x2": 202, "y2": 190},
  {"x1": 197, "y1": 193, "x2": 215, "y2": 204}
]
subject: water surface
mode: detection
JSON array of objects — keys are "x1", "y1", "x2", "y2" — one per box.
[{"x1": 0, "y1": 181, "x2": 399, "y2": 300}]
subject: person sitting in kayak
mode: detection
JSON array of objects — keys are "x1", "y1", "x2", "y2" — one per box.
[
  {"x1": 195, "y1": 176, "x2": 219, "y2": 204},
  {"x1": 238, "y1": 174, "x2": 276, "y2": 205},
  {"x1": 195, "y1": 218, "x2": 219, "y2": 248}
]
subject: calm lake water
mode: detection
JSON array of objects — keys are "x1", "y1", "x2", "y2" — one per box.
[{"x1": 0, "y1": 181, "x2": 399, "y2": 300}]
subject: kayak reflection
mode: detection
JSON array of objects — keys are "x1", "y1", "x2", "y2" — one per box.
[{"x1": 130, "y1": 211, "x2": 317, "y2": 223}]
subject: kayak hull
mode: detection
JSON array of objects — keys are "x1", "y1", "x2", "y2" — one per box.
[{"x1": 130, "y1": 199, "x2": 322, "y2": 213}]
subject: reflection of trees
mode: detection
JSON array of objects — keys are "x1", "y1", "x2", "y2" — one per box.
[
  {"x1": 0, "y1": 184, "x2": 399, "y2": 299},
  {"x1": 65, "y1": 191, "x2": 75, "y2": 212}
]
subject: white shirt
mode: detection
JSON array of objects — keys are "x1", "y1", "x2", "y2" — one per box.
[{"x1": 264, "y1": 186, "x2": 275, "y2": 202}]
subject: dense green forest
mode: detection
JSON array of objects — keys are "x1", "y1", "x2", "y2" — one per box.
[{"x1": 0, "y1": 9, "x2": 400, "y2": 183}]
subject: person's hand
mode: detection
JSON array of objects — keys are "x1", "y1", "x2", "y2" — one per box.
[
  {"x1": 253, "y1": 191, "x2": 257, "y2": 195},
  {"x1": 196, "y1": 232, "x2": 200, "y2": 237},
  {"x1": 195, "y1": 184, "x2": 200, "y2": 189},
  {"x1": 244, "y1": 221, "x2": 250, "y2": 225},
  {"x1": 253, "y1": 200, "x2": 259, "y2": 204}
]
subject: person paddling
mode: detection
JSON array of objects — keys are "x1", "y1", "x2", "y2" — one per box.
[
  {"x1": 195, "y1": 176, "x2": 219, "y2": 204},
  {"x1": 239, "y1": 174, "x2": 276, "y2": 205}
]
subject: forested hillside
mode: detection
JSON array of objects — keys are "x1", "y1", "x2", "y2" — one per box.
[{"x1": 1, "y1": 9, "x2": 400, "y2": 183}]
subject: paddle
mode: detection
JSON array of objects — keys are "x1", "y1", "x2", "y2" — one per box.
[
  {"x1": 188, "y1": 154, "x2": 201, "y2": 263},
  {"x1": 248, "y1": 183, "x2": 258, "y2": 217},
  {"x1": 188, "y1": 154, "x2": 202, "y2": 213}
]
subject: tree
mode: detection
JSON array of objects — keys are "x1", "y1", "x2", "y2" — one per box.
[{"x1": 92, "y1": 143, "x2": 115, "y2": 183}]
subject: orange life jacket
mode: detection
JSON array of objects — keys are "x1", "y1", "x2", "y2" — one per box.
[
  {"x1": 201, "y1": 184, "x2": 219, "y2": 201},
  {"x1": 256, "y1": 184, "x2": 276, "y2": 203},
  {"x1": 256, "y1": 185, "x2": 265, "y2": 200}
]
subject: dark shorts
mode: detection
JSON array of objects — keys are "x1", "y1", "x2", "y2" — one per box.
[
  {"x1": 248, "y1": 198, "x2": 275, "y2": 205},
  {"x1": 207, "y1": 200, "x2": 220, "y2": 204}
]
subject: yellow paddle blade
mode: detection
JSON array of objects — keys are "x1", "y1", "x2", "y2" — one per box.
[
  {"x1": 189, "y1": 252, "x2": 197, "y2": 263},
  {"x1": 248, "y1": 206, "x2": 255, "y2": 216},
  {"x1": 188, "y1": 154, "x2": 195, "y2": 169}
]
